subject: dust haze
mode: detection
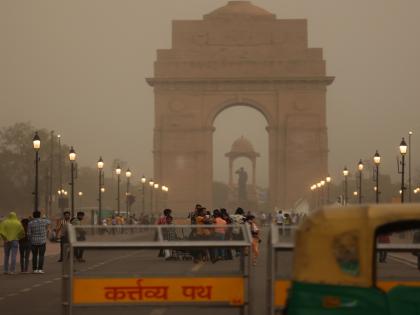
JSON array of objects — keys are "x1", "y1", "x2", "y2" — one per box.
[{"x1": 1, "y1": 0, "x2": 420, "y2": 188}]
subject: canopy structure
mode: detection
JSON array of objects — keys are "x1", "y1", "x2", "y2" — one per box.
[{"x1": 293, "y1": 204, "x2": 420, "y2": 287}]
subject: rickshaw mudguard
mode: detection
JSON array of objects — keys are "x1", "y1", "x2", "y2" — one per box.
[
  {"x1": 286, "y1": 281, "x2": 388, "y2": 315},
  {"x1": 387, "y1": 286, "x2": 420, "y2": 315}
]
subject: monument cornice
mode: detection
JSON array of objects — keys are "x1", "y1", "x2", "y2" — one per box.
[{"x1": 146, "y1": 76, "x2": 335, "y2": 87}]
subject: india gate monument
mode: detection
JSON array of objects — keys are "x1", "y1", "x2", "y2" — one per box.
[{"x1": 147, "y1": 1, "x2": 334, "y2": 213}]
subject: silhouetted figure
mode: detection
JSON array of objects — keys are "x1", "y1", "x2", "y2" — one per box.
[{"x1": 236, "y1": 167, "x2": 248, "y2": 201}]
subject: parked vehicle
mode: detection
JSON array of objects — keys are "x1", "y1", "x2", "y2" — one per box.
[{"x1": 286, "y1": 204, "x2": 420, "y2": 315}]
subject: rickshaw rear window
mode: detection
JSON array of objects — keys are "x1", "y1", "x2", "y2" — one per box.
[{"x1": 332, "y1": 231, "x2": 360, "y2": 276}]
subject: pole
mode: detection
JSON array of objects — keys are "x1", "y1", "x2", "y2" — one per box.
[
  {"x1": 48, "y1": 130, "x2": 54, "y2": 218},
  {"x1": 401, "y1": 154, "x2": 405, "y2": 203},
  {"x1": 344, "y1": 176, "x2": 348, "y2": 205},
  {"x1": 142, "y1": 183, "x2": 145, "y2": 215},
  {"x1": 58, "y1": 136, "x2": 62, "y2": 195},
  {"x1": 150, "y1": 187, "x2": 154, "y2": 216},
  {"x1": 326, "y1": 183, "x2": 330, "y2": 205},
  {"x1": 126, "y1": 177, "x2": 130, "y2": 220},
  {"x1": 117, "y1": 174, "x2": 120, "y2": 216},
  {"x1": 70, "y1": 162, "x2": 75, "y2": 217},
  {"x1": 98, "y1": 169, "x2": 102, "y2": 224},
  {"x1": 358, "y1": 170, "x2": 362, "y2": 204},
  {"x1": 375, "y1": 164, "x2": 379, "y2": 204},
  {"x1": 409, "y1": 132, "x2": 412, "y2": 202},
  {"x1": 34, "y1": 150, "x2": 39, "y2": 213}
]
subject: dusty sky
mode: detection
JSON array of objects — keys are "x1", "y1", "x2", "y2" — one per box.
[{"x1": 1, "y1": 0, "x2": 420, "y2": 189}]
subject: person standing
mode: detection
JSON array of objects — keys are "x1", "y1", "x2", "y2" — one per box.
[
  {"x1": 27, "y1": 211, "x2": 50, "y2": 274},
  {"x1": 0, "y1": 212, "x2": 24, "y2": 275},
  {"x1": 55, "y1": 211, "x2": 71, "y2": 262},
  {"x1": 71, "y1": 212, "x2": 86, "y2": 262},
  {"x1": 213, "y1": 209, "x2": 227, "y2": 261},
  {"x1": 19, "y1": 218, "x2": 31, "y2": 273}
]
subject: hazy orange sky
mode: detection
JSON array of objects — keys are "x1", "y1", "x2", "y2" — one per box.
[{"x1": 1, "y1": 0, "x2": 420, "y2": 188}]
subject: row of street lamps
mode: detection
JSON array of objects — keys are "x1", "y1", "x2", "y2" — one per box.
[
  {"x1": 310, "y1": 176, "x2": 331, "y2": 208},
  {"x1": 311, "y1": 135, "x2": 414, "y2": 209},
  {"x1": 340, "y1": 150, "x2": 382, "y2": 205},
  {"x1": 32, "y1": 132, "x2": 169, "y2": 223},
  {"x1": 310, "y1": 135, "x2": 414, "y2": 207}
]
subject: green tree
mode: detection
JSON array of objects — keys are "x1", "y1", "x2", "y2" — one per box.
[{"x1": 0, "y1": 122, "x2": 70, "y2": 216}]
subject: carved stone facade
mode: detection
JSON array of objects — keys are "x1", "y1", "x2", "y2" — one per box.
[{"x1": 147, "y1": 1, "x2": 334, "y2": 213}]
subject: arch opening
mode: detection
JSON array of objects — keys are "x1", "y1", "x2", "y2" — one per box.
[{"x1": 212, "y1": 104, "x2": 269, "y2": 211}]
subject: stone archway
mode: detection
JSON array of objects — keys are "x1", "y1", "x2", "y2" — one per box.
[{"x1": 147, "y1": 1, "x2": 334, "y2": 213}]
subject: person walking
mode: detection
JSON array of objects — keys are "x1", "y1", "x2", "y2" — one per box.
[
  {"x1": 55, "y1": 211, "x2": 71, "y2": 262},
  {"x1": 246, "y1": 214, "x2": 261, "y2": 266},
  {"x1": 0, "y1": 212, "x2": 24, "y2": 275},
  {"x1": 27, "y1": 211, "x2": 50, "y2": 274},
  {"x1": 19, "y1": 218, "x2": 31, "y2": 273}
]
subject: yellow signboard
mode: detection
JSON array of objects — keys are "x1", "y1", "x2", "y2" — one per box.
[{"x1": 73, "y1": 277, "x2": 244, "y2": 305}]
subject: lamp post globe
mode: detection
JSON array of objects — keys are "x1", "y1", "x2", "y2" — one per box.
[
  {"x1": 400, "y1": 137, "x2": 408, "y2": 155},
  {"x1": 33, "y1": 132, "x2": 41, "y2": 151}
]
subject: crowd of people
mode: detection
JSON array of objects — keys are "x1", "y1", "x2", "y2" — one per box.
[
  {"x1": 156, "y1": 205, "x2": 261, "y2": 266},
  {"x1": 1, "y1": 206, "x2": 306, "y2": 274},
  {"x1": 0, "y1": 210, "x2": 86, "y2": 275}
]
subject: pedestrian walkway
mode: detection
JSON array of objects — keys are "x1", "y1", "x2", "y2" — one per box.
[
  {"x1": 0, "y1": 242, "x2": 60, "y2": 267},
  {"x1": 390, "y1": 252, "x2": 418, "y2": 266}
]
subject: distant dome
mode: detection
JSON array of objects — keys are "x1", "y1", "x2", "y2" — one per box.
[
  {"x1": 204, "y1": 1, "x2": 275, "y2": 19},
  {"x1": 231, "y1": 136, "x2": 256, "y2": 153}
]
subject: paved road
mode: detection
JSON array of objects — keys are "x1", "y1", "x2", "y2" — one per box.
[{"x1": 1, "y1": 227, "x2": 420, "y2": 315}]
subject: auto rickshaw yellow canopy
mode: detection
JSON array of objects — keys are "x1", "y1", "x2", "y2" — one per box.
[{"x1": 293, "y1": 204, "x2": 420, "y2": 287}]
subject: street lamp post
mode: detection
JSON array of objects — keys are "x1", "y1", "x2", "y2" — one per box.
[
  {"x1": 69, "y1": 147, "x2": 76, "y2": 217},
  {"x1": 398, "y1": 138, "x2": 408, "y2": 203},
  {"x1": 320, "y1": 180, "x2": 326, "y2": 206},
  {"x1": 343, "y1": 167, "x2": 349, "y2": 205},
  {"x1": 409, "y1": 131, "x2": 413, "y2": 202},
  {"x1": 125, "y1": 168, "x2": 132, "y2": 219},
  {"x1": 115, "y1": 165, "x2": 121, "y2": 216},
  {"x1": 33, "y1": 132, "x2": 41, "y2": 213},
  {"x1": 149, "y1": 179, "x2": 154, "y2": 216},
  {"x1": 78, "y1": 191, "x2": 83, "y2": 209},
  {"x1": 357, "y1": 159, "x2": 363, "y2": 204},
  {"x1": 326, "y1": 176, "x2": 331, "y2": 204},
  {"x1": 161, "y1": 185, "x2": 168, "y2": 208},
  {"x1": 373, "y1": 151, "x2": 381, "y2": 203},
  {"x1": 154, "y1": 183, "x2": 159, "y2": 213},
  {"x1": 97, "y1": 157, "x2": 104, "y2": 224},
  {"x1": 141, "y1": 175, "x2": 146, "y2": 215},
  {"x1": 310, "y1": 185, "x2": 316, "y2": 210}
]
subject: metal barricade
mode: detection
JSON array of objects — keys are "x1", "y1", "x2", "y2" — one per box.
[
  {"x1": 267, "y1": 224, "x2": 295, "y2": 315},
  {"x1": 63, "y1": 224, "x2": 253, "y2": 315},
  {"x1": 268, "y1": 224, "x2": 420, "y2": 315}
]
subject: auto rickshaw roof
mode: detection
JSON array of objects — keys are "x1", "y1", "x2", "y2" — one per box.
[{"x1": 292, "y1": 204, "x2": 420, "y2": 287}]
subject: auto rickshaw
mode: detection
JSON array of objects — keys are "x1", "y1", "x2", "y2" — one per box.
[{"x1": 286, "y1": 204, "x2": 420, "y2": 315}]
